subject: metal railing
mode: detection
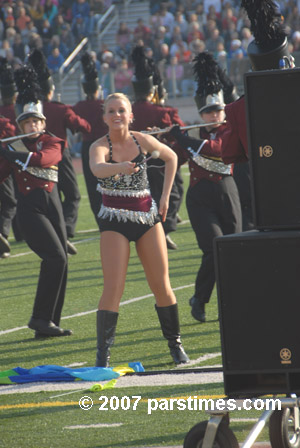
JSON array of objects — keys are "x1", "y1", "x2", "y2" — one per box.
[
  {"x1": 56, "y1": 37, "x2": 89, "y2": 99},
  {"x1": 96, "y1": 4, "x2": 118, "y2": 48}
]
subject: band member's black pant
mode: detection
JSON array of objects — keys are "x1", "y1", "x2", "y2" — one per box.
[
  {"x1": 147, "y1": 165, "x2": 182, "y2": 234},
  {"x1": 17, "y1": 186, "x2": 68, "y2": 325},
  {"x1": 186, "y1": 176, "x2": 242, "y2": 303},
  {"x1": 81, "y1": 140, "x2": 102, "y2": 229},
  {"x1": 0, "y1": 175, "x2": 17, "y2": 238},
  {"x1": 58, "y1": 147, "x2": 81, "y2": 238}
]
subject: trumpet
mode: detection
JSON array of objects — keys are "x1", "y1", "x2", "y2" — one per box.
[
  {"x1": 142, "y1": 121, "x2": 226, "y2": 136},
  {"x1": 0, "y1": 131, "x2": 45, "y2": 143}
]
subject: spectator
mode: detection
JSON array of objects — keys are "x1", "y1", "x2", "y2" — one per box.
[
  {"x1": 0, "y1": 40, "x2": 13, "y2": 59},
  {"x1": 99, "y1": 62, "x2": 113, "y2": 98},
  {"x1": 291, "y1": 30, "x2": 300, "y2": 51},
  {"x1": 16, "y1": 6, "x2": 31, "y2": 32},
  {"x1": 47, "y1": 34, "x2": 69, "y2": 59},
  {"x1": 71, "y1": 0, "x2": 92, "y2": 36},
  {"x1": 206, "y1": 28, "x2": 224, "y2": 54},
  {"x1": 12, "y1": 33, "x2": 29, "y2": 61},
  {"x1": 115, "y1": 21, "x2": 131, "y2": 57},
  {"x1": 203, "y1": 0, "x2": 222, "y2": 15},
  {"x1": 187, "y1": 21, "x2": 204, "y2": 44},
  {"x1": 21, "y1": 20, "x2": 38, "y2": 45},
  {"x1": 222, "y1": 6, "x2": 237, "y2": 31},
  {"x1": 5, "y1": 27, "x2": 16, "y2": 47},
  {"x1": 166, "y1": 55, "x2": 184, "y2": 97},
  {"x1": 173, "y1": 10, "x2": 188, "y2": 40},
  {"x1": 43, "y1": 0, "x2": 58, "y2": 26},
  {"x1": 114, "y1": 58, "x2": 133, "y2": 95},
  {"x1": 170, "y1": 36, "x2": 191, "y2": 62},
  {"x1": 4, "y1": 6, "x2": 15, "y2": 29},
  {"x1": 39, "y1": 19, "x2": 53, "y2": 54},
  {"x1": 28, "y1": 0, "x2": 44, "y2": 29},
  {"x1": 158, "y1": 4, "x2": 175, "y2": 33},
  {"x1": 241, "y1": 27, "x2": 253, "y2": 53},
  {"x1": 60, "y1": 23, "x2": 75, "y2": 54},
  {"x1": 71, "y1": 13, "x2": 86, "y2": 43},
  {"x1": 133, "y1": 18, "x2": 152, "y2": 45},
  {"x1": 47, "y1": 46, "x2": 65, "y2": 73},
  {"x1": 157, "y1": 42, "x2": 171, "y2": 75},
  {"x1": 189, "y1": 38, "x2": 206, "y2": 56},
  {"x1": 181, "y1": 54, "x2": 196, "y2": 97}
]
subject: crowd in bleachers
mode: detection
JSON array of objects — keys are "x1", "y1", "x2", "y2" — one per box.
[
  {"x1": 96, "y1": 0, "x2": 300, "y2": 98},
  {"x1": 0, "y1": 0, "x2": 112, "y2": 72},
  {"x1": 0, "y1": 1, "x2": 300, "y2": 97}
]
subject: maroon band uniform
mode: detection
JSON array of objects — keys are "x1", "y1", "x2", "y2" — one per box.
[
  {"x1": 42, "y1": 100, "x2": 91, "y2": 238},
  {"x1": 0, "y1": 132, "x2": 68, "y2": 326},
  {"x1": 72, "y1": 98, "x2": 108, "y2": 227}
]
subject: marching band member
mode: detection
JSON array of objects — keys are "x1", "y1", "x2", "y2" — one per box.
[
  {"x1": 89, "y1": 92, "x2": 189, "y2": 367},
  {"x1": 130, "y1": 45, "x2": 180, "y2": 250},
  {"x1": 222, "y1": 0, "x2": 294, "y2": 165},
  {"x1": 0, "y1": 58, "x2": 20, "y2": 256},
  {"x1": 28, "y1": 49, "x2": 91, "y2": 254},
  {"x1": 168, "y1": 52, "x2": 242, "y2": 323},
  {"x1": 0, "y1": 66, "x2": 72, "y2": 338},
  {"x1": 72, "y1": 51, "x2": 108, "y2": 228}
]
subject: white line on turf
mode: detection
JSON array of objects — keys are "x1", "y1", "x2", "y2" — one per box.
[
  {"x1": 64, "y1": 423, "x2": 123, "y2": 429},
  {"x1": 0, "y1": 284, "x2": 194, "y2": 335}
]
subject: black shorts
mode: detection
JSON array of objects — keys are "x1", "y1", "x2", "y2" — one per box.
[{"x1": 99, "y1": 215, "x2": 162, "y2": 242}]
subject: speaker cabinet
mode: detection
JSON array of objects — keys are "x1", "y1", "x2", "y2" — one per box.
[
  {"x1": 214, "y1": 230, "x2": 300, "y2": 397},
  {"x1": 244, "y1": 68, "x2": 300, "y2": 230}
]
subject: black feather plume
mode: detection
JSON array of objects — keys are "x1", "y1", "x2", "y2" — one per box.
[
  {"x1": 14, "y1": 65, "x2": 42, "y2": 106},
  {"x1": 241, "y1": 0, "x2": 286, "y2": 46},
  {"x1": 217, "y1": 66, "x2": 237, "y2": 103},
  {"x1": 131, "y1": 45, "x2": 152, "y2": 80},
  {"x1": 193, "y1": 52, "x2": 222, "y2": 97},
  {"x1": 28, "y1": 49, "x2": 51, "y2": 82},
  {"x1": 81, "y1": 51, "x2": 98, "y2": 81}
]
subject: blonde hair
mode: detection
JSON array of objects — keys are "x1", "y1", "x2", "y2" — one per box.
[{"x1": 104, "y1": 93, "x2": 132, "y2": 113}]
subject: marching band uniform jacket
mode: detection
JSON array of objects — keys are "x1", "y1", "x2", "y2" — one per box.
[
  {"x1": 0, "y1": 132, "x2": 68, "y2": 325},
  {"x1": 42, "y1": 100, "x2": 91, "y2": 238},
  {"x1": 172, "y1": 123, "x2": 242, "y2": 303},
  {"x1": 131, "y1": 100, "x2": 181, "y2": 235},
  {"x1": 222, "y1": 96, "x2": 248, "y2": 164},
  {"x1": 72, "y1": 98, "x2": 108, "y2": 227},
  {"x1": 222, "y1": 96, "x2": 253, "y2": 230}
]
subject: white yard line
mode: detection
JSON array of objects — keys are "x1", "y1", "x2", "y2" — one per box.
[{"x1": 0, "y1": 284, "x2": 194, "y2": 335}]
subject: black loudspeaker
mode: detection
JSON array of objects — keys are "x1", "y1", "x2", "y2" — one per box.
[
  {"x1": 244, "y1": 68, "x2": 300, "y2": 230},
  {"x1": 214, "y1": 230, "x2": 300, "y2": 397}
]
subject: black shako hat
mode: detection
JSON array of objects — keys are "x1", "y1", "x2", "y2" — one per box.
[
  {"x1": 241, "y1": 0, "x2": 291, "y2": 70},
  {"x1": 28, "y1": 48, "x2": 54, "y2": 96},
  {"x1": 80, "y1": 51, "x2": 100, "y2": 95},
  {"x1": 14, "y1": 65, "x2": 46, "y2": 124},
  {"x1": 131, "y1": 45, "x2": 154, "y2": 99},
  {"x1": 193, "y1": 52, "x2": 225, "y2": 114}
]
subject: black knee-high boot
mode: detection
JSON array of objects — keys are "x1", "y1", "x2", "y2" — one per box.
[
  {"x1": 155, "y1": 304, "x2": 190, "y2": 365},
  {"x1": 96, "y1": 310, "x2": 119, "y2": 367}
]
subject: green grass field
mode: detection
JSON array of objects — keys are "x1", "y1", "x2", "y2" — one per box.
[{"x1": 0, "y1": 166, "x2": 271, "y2": 447}]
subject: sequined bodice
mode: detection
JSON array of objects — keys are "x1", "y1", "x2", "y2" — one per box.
[{"x1": 97, "y1": 134, "x2": 149, "y2": 192}]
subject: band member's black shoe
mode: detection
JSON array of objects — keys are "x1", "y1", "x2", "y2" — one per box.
[
  {"x1": 67, "y1": 240, "x2": 77, "y2": 255},
  {"x1": 35, "y1": 329, "x2": 73, "y2": 338},
  {"x1": 28, "y1": 317, "x2": 65, "y2": 336},
  {"x1": 0, "y1": 233, "x2": 10, "y2": 254},
  {"x1": 190, "y1": 296, "x2": 206, "y2": 323},
  {"x1": 166, "y1": 234, "x2": 177, "y2": 250}
]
